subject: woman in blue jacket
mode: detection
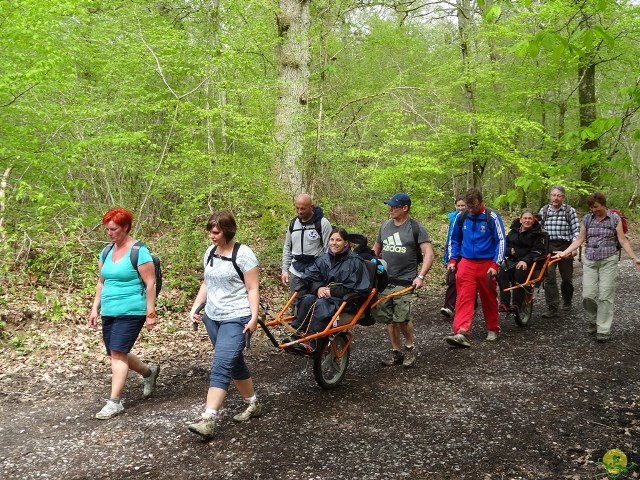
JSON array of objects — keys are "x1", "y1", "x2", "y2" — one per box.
[{"x1": 441, "y1": 196, "x2": 467, "y2": 318}]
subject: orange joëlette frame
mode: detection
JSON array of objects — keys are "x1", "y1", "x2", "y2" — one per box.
[
  {"x1": 502, "y1": 254, "x2": 562, "y2": 292},
  {"x1": 263, "y1": 286, "x2": 414, "y2": 350}
]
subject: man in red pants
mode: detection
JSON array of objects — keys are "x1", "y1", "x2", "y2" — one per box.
[{"x1": 444, "y1": 188, "x2": 506, "y2": 348}]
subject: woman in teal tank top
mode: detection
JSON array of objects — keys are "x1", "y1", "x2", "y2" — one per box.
[{"x1": 88, "y1": 208, "x2": 160, "y2": 420}]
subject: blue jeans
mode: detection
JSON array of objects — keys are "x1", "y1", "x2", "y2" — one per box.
[{"x1": 202, "y1": 313, "x2": 251, "y2": 390}]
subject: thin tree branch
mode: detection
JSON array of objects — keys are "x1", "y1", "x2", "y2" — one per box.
[
  {"x1": 136, "y1": 13, "x2": 178, "y2": 99},
  {"x1": 0, "y1": 82, "x2": 40, "y2": 108}
]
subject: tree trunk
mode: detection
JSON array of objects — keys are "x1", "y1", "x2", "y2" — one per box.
[
  {"x1": 578, "y1": 61, "x2": 598, "y2": 189},
  {"x1": 274, "y1": 0, "x2": 311, "y2": 194},
  {"x1": 0, "y1": 166, "x2": 12, "y2": 243},
  {"x1": 456, "y1": 0, "x2": 482, "y2": 186}
]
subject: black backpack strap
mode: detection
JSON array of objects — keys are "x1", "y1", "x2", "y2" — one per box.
[
  {"x1": 456, "y1": 210, "x2": 469, "y2": 228},
  {"x1": 207, "y1": 243, "x2": 245, "y2": 283},
  {"x1": 315, "y1": 219, "x2": 323, "y2": 244},
  {"x1": 289, "y1": 215, "x2": 325, "y2": 253},
  {"x1": 130, "y1": 241, "x2": 143, "y2": 272},
  {"x1": 100, "y1": 242, "x2": 115, "y2": 263},
  {"x1": 131, "y1": 241, "x2": 146, "y2": 294},
  {"x1": 585, "y1": 213, "x2": 594, "y2": 230},
  {"x1": 543, "y1": 204, "x2": 572, "y2": 225},
  {"x1": 485, "y1": 207, "x2": 494, "y2": 232},
  {"x1": 409, "y1": 218, "x2": 420, "y2": 247},
  {"x1": 290, "y1": 217, "x2": 324, "y2": 241},
  {"x1": 231, "y1": 242, "x2": 244, "y2": 282},
  {"x1": 542, "y1": 205, "x2": 549, "y2": 224},
  {"x1": 456, "y1": 209, "x2": 493, "y2": 232},
  {"x1": 207, "y1": 245, "x2": 218, "y2": 267}
]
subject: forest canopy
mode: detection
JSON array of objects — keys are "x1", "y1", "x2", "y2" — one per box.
[{"x1": 1, "y1": 0, "x2": 639, "y2": 290}]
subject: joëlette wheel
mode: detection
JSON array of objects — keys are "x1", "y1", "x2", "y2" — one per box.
[{"x1": 313, "y1": 332, "x2": 350, "y2": 389}]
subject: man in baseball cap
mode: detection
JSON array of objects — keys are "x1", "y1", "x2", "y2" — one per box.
[
  {"x1": 384, "y1": 192, "x2": 412, "y2": 207},
  {"x1": 373, "y1": 192, "x2": 433, "y2": 368}
]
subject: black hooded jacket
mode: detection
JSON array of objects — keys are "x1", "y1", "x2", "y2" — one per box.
[
  {"x1": 505, "y1": 218, "x2": 546, "y2": 264},
  {"x1": 301, "y1": 249, "x2": 371, "y2": 299}
]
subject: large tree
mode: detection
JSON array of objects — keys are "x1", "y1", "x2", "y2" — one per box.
[{"x1": 274, "y1": 0, "x2": 311, "y2": 194}]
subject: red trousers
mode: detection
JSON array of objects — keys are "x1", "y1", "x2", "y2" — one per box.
[{"x1": 452, "y1": 258, "x2": 499, "y2": 334}]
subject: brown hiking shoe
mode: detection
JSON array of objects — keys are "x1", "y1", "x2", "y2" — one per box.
[
  {"x1": 381, "y1": 350, "x2": 404, "y2": 366},
  {"x1": 402, "y1": 347, "x2": 416, "y2": 368}
]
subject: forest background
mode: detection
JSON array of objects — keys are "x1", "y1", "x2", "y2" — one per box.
[{"x1": 1, "y1": 0, "x2": 640, "y2": 348}]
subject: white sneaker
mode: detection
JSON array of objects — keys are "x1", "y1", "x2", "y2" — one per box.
[
  {"x1": 95, "y1": 400, "x2": 124, "y2": 420},
  {"x1": 486, "y1": 331, "x2": 498, "y2": 342},
  {"x1": 440, "y1": 307, "x2": 453, "y2": 318},
  {"x1": 445, "y1": 333, "x2": 471, "y2": 348},
  {"x1": 142, "y1": 364, "x2": 160, "y2": 398},
  {"x1": 233, "y1": 401, "x2": 263, "y2": 422}
]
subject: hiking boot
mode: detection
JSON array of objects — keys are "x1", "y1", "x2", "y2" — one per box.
[
  {"x1": 143, "y1": 364, "x2": 160, "y2": 398},
  {"x1": 541, "y1": 309, "x2": 558, "y2": 319},
  {"x1": 498, "y1": 303, "x2": 509, "y2": 313},
  {"x1": 440, "y1": 307, "x2": 453, "y2": 319},
  {"x1": 95, "y1": 400, "x2": 124, "y2": 420},
  {"x1": 233, "y1": 401, "x2": 263, "y2": 422},
  {"x1": 587, "y1": 324, "x2": 597, "y2": 335},
  {"x1": 188, "y1": 413, "x2": 217, "y2": 439},
  {"x1": 381, "y1": 350, "x2": 404, "y2": 366},
  {"x1": 445, "y1": 333, "x2": 471, "y2": 348},
  {"x1": 486, "y1": 331, "x2": 498, "y2": 342},
  {"x1": 402, "y1": 347, "x2": 416, "y2": 368},
  {"x1": 596, "y1": 333, "x2": 610, "y2": 343},
  {"x1": 561, "y1": 302, "x2": 572, "y2": 311}
]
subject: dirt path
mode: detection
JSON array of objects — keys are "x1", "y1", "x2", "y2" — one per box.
[{"x1": 1, "y1": 257, "x2": 640, "y2": 479}]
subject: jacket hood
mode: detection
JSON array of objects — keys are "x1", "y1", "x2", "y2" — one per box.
[{"x1": 306, "y1": 206, "x2": 325, "y2": 224}]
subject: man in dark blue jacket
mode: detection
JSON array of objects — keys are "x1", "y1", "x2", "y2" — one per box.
[{"x1": 445, "y1": 188, "x2": 506, "y2": 348}]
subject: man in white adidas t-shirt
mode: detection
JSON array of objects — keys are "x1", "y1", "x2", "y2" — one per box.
[{"x1": 373, "y1": 193, "x2": 434, "y2": 368}]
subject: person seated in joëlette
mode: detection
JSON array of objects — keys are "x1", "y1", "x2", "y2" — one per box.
[
  {"x1": 497, "y1": 209, "x2": 546, "y2": 316},
  {"x1": 289, "y1": 227, "x2": 371, "y2": 353}
]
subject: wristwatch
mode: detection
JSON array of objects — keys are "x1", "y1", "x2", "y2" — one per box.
[
  {"x1": 146, "y1": 312, "x2": 157, "y2": 319},
  {"x1": 417, "y1": 275, "x2": 424, "y2": 280}
]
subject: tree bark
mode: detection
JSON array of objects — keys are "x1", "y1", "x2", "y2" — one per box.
[
  {"x1": 578, "y1": 61, "x2": 598, "y2": 190},
  {"x1": 456, "y1": 0, "x2": 482, "y2": 186},
  {"x1": 274, "y1": 0, "x2": 311, "y2": 194}
]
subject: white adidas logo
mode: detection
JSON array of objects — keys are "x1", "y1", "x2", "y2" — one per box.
[{"x1": 382, "y1": 233, "x2": 407, "y2": 254}]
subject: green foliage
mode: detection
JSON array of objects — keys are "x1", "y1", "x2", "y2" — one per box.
[
  {"x1": 8, "y1": 332, "x2": 30, "y2": 355},
  {"x1": 1, "y1": 0, "x2": 639, "y2": 310}
]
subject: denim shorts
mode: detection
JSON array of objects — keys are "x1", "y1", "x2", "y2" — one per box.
[
  {"x1": 202, "y1": 313, "x2": 251, "y2": 390},
  {"x1": 102, "y1": 315, "x2": 146, "y2": 355}
]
